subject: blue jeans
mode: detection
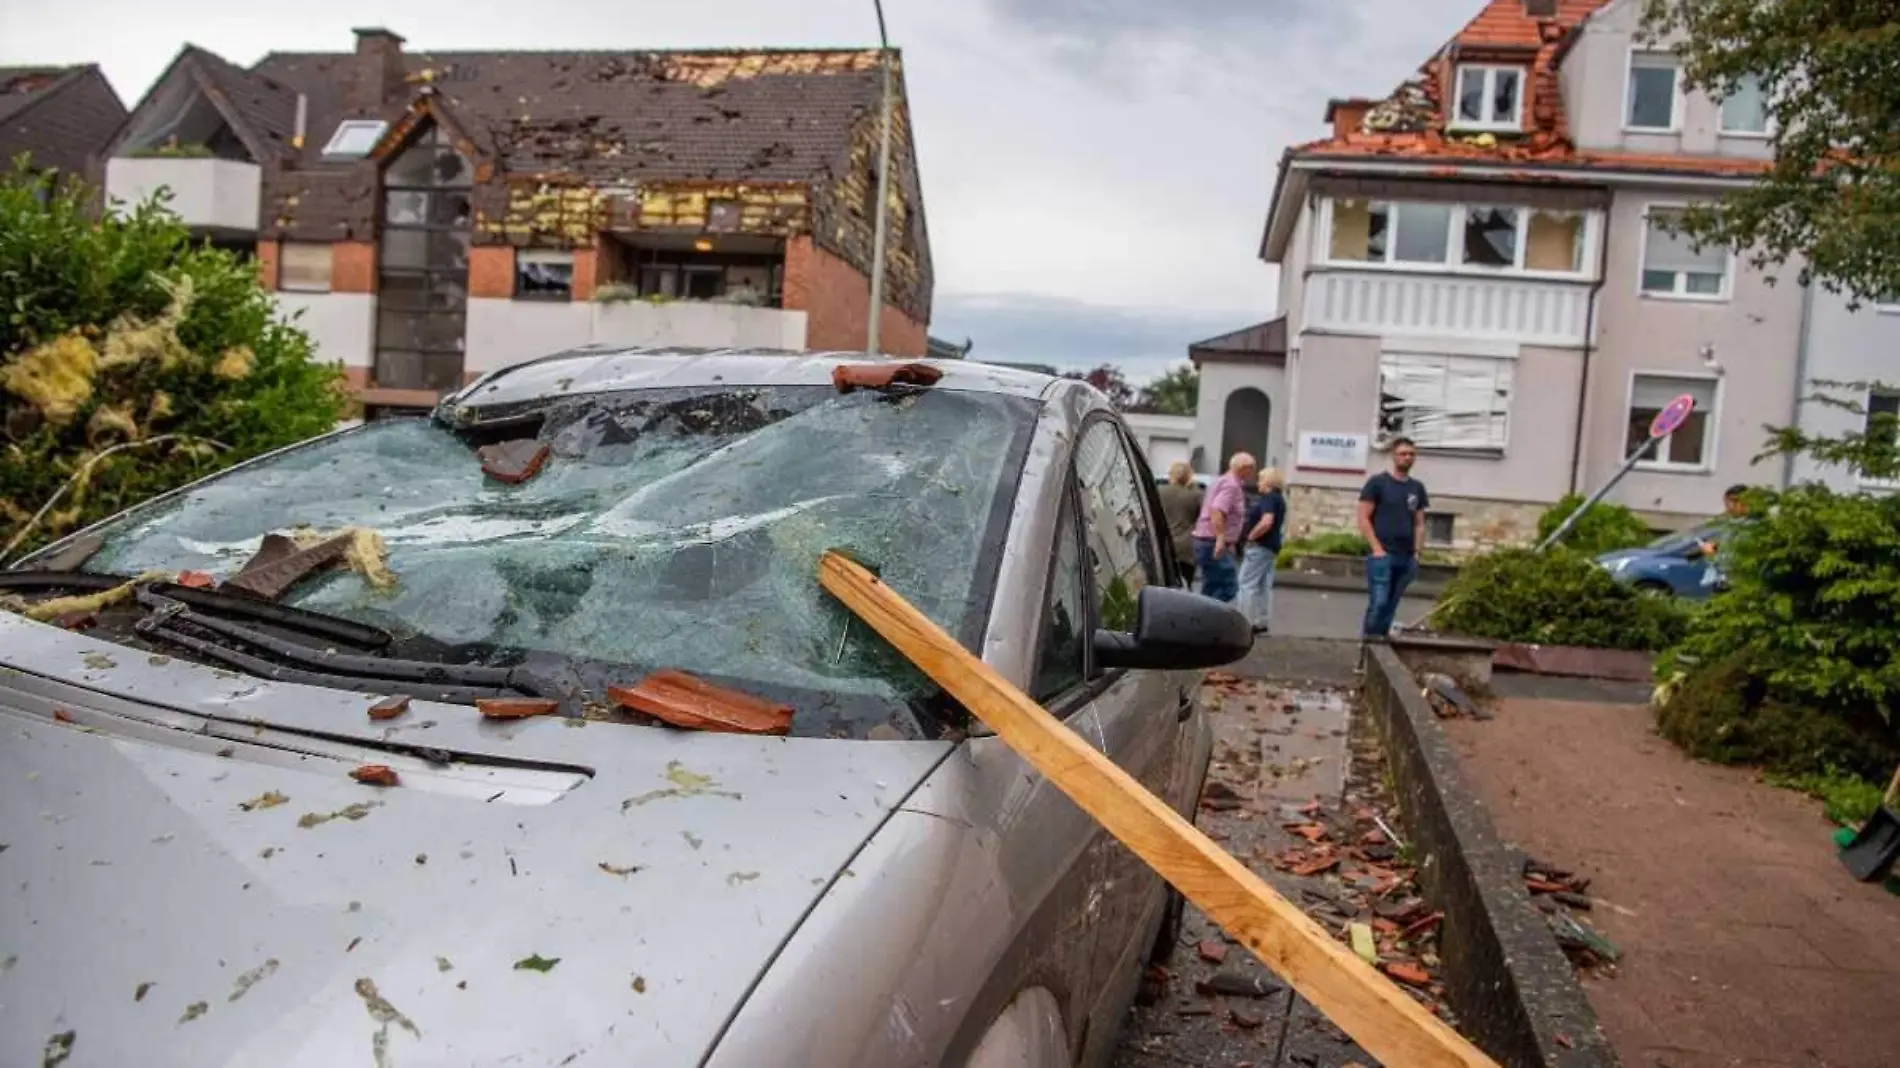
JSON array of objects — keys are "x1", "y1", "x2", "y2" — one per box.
[
  {"x1": 1362, "y1": 553, "x2": 1418, "y2": 639},
  {"x1": 1237, "y1": 543, "x2": 1277, "y2": 628},
  {"x1": 1194, "y1": 538, "x2": 1238, "y2": 602}
]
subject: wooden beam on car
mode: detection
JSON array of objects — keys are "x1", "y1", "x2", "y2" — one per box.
[{"x1": 817, "y1": 551, "x2": 1498, "y2": 1068}]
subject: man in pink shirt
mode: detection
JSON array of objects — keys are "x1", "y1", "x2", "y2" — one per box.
[{"x1": 1192, "y1": 451, "x2": 1255, "y2": 602}]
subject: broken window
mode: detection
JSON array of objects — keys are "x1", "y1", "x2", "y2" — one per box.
[
  {"x1": 80, "y1": 385, "x2": 1039, "y2": 738},
  {"x1": 323, "y1": 119, "x2": 389, "y2": 158},
  {"x1": 1032, "y1": 497, "x2": 1087, "y2": 701},
  {"x1": 1378, "y1": 353, "x2": 1514, "y2": 452},
  {"x1": 1627, "y1": 52, "x2": 1679, "y2": 130},
  {"x1": 1461, "y1": 206, "x2": 1519, "y2": 268},
  {"x1": 1327, "y1": 199, "x2": 1388, "y2": 263},
  {"x1": 1075, "y1": 421, "x2": 1159, "y2": 637},
  {"x1": 1626, "y1": 374, "x2": 1716, "y2": 467},
  {"x1": 1525, "y1": 210, "x2": 1585, "y2": 273},
  {"x1": 515, "y1": 250, "x2": 575, "y2": 300},
  {"x1": 1452, "y1": 65, "x2": 1522, "y2": 129},
  {"x1": 279, "y1": 242, "x2": 333, "y2": 293},
  {"x1": 1641, "y1": 208, "x2": 1727, "y2": 298}
]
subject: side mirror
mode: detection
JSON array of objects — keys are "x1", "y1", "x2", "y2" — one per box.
[{"x1": 1093, "y1": 585, "x2": 1253, "y2": 671}]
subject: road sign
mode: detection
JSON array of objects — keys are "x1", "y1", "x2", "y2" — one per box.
[{"x1": 1650, "y1": 393, "x2": 1697, "y2": 439}]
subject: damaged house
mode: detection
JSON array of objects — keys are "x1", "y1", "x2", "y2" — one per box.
[
  {"x1": 1247, "y1": 0, "x2": 1896, "y2": 549},
  {"x1": 0, "y1": 65, "x2": 125, "y2": 186},
  {"x1": 104, "y1": 29, "x2": 933, "y2": 413}
]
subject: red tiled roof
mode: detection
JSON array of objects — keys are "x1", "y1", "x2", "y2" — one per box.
[{"x1": 1287, "y1": 0, "x2": 1762, "y2": 178}]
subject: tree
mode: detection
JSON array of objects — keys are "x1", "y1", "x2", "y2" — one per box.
[
  {"x1": 1135, "y1": 364, "x2": 1199, "y2": 416},
  {"x1": 1062, "y1": 364, "x2": 1135, "y2": 410},
  {"x1": 1, "y1": 163, "x2": 345, "y2": 562},
  {"x1": 1641, "y1": 1, "x2": 1900, "y2": 303},
  {"x1": 1534, "y1": 494, "x2": 1655, "y2": 556}
]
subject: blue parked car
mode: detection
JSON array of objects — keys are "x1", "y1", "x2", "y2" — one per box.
[{"x1": 1595, "y1": 522, "x2": 1734, "y2": 599}]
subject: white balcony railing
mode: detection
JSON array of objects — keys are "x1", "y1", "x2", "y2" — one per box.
[
  {"x1": 105, "y1": 157, "x2": 261, "y2": 234},
  {"x1": 1304, "y1": 270, "x2": 1593, "y2": 347}
]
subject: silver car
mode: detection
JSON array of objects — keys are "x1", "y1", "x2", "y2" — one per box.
[{"x1": 0, "y1": 349, "x2": 1248, "y2": 1067}]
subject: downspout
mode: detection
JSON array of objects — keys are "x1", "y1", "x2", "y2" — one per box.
[
  {"x1": 1781, "y1": 281, "x2": 1815, "y2": 488},
  {"x1": 1567, "y1": 205, "x2": 1614, "y2": 495}
]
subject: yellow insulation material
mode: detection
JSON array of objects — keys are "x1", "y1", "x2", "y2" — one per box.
[
  {"x1": 4, "y1": 333, "x2": 98, "y2": 426},
  {"x1": 290, "y1": 526, "x2": 398, "y2": 591},
  {"x1": 19, "y1": 570, "x2": 176, "y2": 622}
]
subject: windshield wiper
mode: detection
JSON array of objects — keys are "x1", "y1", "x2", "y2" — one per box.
[
  {"x1": 0, "y1": 570, "x2": 392, "y2": 649},
  {"x1": 132, "y1": 591, "x2": 564, "y2": 705}
]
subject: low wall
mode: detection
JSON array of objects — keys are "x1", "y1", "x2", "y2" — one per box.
[{"x1": 1362, "y1": 644, "x2": 1618, "y2": 1068}]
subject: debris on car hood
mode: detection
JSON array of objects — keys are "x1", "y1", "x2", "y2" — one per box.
[
  {"x1": 609, "y1": 670, "x2": 795, "y2": 735},
  {"x1": 476, "y1": 439, "x2": 552, "y2": 484},
  {"x1": 8, "y1": 569, "x2": 174, "y2": 622},
  {"x1": 831, "y1": 361, "x2": 942, "y2": 394},
  {"x1": 225, "y1": 527, "x2": 396, "y2": 599}
]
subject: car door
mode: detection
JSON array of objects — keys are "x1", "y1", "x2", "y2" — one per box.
[{"x1": 1063, "y1": 418, "x2": 1196, "y2": 1057}]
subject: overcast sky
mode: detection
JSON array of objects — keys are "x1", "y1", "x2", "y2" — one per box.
[{"x1": 1, "y1": 0, "x2": 1476, "y2": 380}]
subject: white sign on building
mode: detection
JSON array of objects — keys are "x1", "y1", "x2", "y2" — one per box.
[{"x1": 1296, "y1": 431, "x2": 1370, "y2": 472}]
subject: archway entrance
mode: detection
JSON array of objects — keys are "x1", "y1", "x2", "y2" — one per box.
[{"x1": 1221, "y1": 388, "x2": 1272, "y2": 468}]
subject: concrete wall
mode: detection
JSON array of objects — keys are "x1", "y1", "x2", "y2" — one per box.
[
  {"x1": 275, "y1": 292, "x2": 374, "y2": 372},
  {"x1": 1580, "y1": 187, "x2": 1804, "y2": 517},
  {"x1": 464, "y1": 297, "x2": 810, "y2": 374},
  {"x1": 1559, "y1": 0, "x2": 1772, "y2": 162},
  {"x1": 1190, "y1": 359, "x2": 1287, "y2": 474},
  {"x1": 1791, "y1": 291, "x2": 1900, "y2": 491},
  {"x1": 106, "y1": 157, "x2": 260, "y2": 233}
]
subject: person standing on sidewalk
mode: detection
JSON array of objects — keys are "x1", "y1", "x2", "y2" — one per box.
[
  {"x1": 1156, "y1": 462, "x2": 1205, "y2": 588},
  {"x1": 1356, "y1": 438, "x2": 1428, "y2": 640},
  {"x1": 1193, "y1": 452, "x2": 1254, "y2": 603},
  {"x1": 1236, "y1": 467, "x2": 1287, "y2": 633}
]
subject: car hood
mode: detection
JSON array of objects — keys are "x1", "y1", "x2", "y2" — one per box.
[
  {"x1": 1595, "y1": 548, "x2": 1650, "y2": 566},
  {"x1": 0, "y1": 615, "x2": 952, "y2": 1068}
]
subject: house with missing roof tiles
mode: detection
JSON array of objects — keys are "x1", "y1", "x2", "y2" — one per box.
[
  {"x1": 1246, "y1": 0, "x2": 1897, "y2": 551},
  {"x1": 102, "y1": 29, "x2": 933, "y2": 415},
  {"x1": 0, "y1": 65, "x2": 125, "y2": 186}
]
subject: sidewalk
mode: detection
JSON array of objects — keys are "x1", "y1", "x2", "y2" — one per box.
[{"x1": 1444, "y1": 697, "x2": 1900, "y2": 1068}]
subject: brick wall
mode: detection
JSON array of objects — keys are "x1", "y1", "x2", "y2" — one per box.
[
  {"x1": 468, "y1": 246, "x2": 515, "y2": 298},
  {"x1": 572, "y1": 239, "x2": 601, "y2": 301},
  {"x1": 332, "y1": 241, "x2": 377, "y2": 294},
  {"x1": 782, "y1": 235, "x2": 926, "y2": 356},
  {"x1": 255, "y1": 239, "x2": 280, "y2": 290}
]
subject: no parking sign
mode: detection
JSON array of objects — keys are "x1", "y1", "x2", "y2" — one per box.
[{"x1": 1650, "y1": 393, "x2": 1697, "y2": 439}]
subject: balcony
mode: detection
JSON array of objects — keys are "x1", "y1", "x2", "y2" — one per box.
[
  {"x1": 1304, "y1": 270, "x2": 1593, "y2": 348},
  {"x1": 105, "y1": 157, "x2": 261, "y2": 235},
  {"x1": 464, "y1": 297, "x2": 809, "y2": 376}
]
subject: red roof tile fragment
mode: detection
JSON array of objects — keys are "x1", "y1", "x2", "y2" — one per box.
[
  {"x1": 367, "y1": 695, "x2": 411, "y2": 721},
  {"x1": 608, "y1": 669, "x2": 794, "y2": 736},
  {"x1": 831, "y1": 361, "x2": 943, "y2": 394},
  {"x1": 477, "y1": 440, "x2": 552, "y2": 484},
  {"x1": 477, "y1": 697, "x2": 559, "y2": 719},
  {"x1": 1384, "y1": 961, "x2": 1433, "y2": 986},
  {"x1": 350, "y1": 764, "x2": 400, "y2": 787},
  {"x1": 175, "y1": 570, "x2": 217, "y2": 589}
]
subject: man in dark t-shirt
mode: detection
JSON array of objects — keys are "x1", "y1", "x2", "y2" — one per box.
[{"x1": 1356, "y1": 438, "x2": 1429, "y2": 640}]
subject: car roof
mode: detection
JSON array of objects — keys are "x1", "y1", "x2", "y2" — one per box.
[{"x1": 445, "y1": 347, "x2": 1060, "y2": 413}]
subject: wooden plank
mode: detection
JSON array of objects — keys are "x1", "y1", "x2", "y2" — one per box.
[{"x1": 818, "y1": 552, "x2": 1498, "y2": 1068}]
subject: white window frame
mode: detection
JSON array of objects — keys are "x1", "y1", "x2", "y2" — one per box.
[
  {"x1": 1862, "y1": 387, "x2": 1900, "y2": 490},
  {"x1": 1624, "y1": 50, "x2": 1683, "y2": 133},
  {"x1": 278, "y1": 241, "x2": 333, "y2": 293},
  {"x1": 1315, "y1": 197, "x2": 1597, "y2": 281},
  {"x1": 1449, "y1": 64, "x2": 1525, "y2": 132},
  {"x1": 1874, "y1": 293, "x2": 1900, "y2": 315},
  {"x1": 1638, "y1": 203, "x2": 1734, "y2": 302},
  {"x1": 322, "y1": 119, "x2": 389, "y2": 158},
  {"x1": 1626, "y1": 370, "x2": 1721, "y2": 474},
  {"x1": 1717, "y1": 73, "x2": 1771, "y2": 138},
  {"x1": 1376, "y1": 350, "x2": 1516, "y2": 455}
]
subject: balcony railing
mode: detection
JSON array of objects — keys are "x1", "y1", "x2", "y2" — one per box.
[
  {"x1": 1304, "y1": 270, "x2": 1593, "y2": 347},
  {"x1": 105, "y1": 157, "x2": 261, "y2": 234}
]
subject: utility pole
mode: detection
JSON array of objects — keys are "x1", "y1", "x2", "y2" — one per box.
[{"x1": 866, "y1": 0, "x2": 895, "y2": 356}]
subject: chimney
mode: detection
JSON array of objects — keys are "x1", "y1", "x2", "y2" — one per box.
[
  {"x1": 1326, "y1": 99, "x2": 1373, "y2": 140},
  {"x1": 346, "y1": 27, "x2": 407, "y2": 112},
  {"x1": 1524, "y1": 0, "x2": 1558, "y2": 16}
]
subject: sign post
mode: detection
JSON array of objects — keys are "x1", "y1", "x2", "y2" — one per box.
[{"x1": 1535, "y1": 393, "x2": 1696, "y2": 552}]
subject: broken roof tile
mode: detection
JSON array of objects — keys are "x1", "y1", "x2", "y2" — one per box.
[{"x1": 608, "y1": 670, "x2": 794, "y2": 736}]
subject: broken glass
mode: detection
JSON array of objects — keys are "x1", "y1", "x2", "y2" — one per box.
[{"x1": 83, "y1": 386, "x2": 1037, "y2": 736}]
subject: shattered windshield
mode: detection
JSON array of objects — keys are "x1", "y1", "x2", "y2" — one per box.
[{"x1": 80, "y1": 385, "x2": 1037, "y2": 735}]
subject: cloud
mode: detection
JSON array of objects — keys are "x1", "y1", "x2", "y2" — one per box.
[{"x1": 933, "y1": 292, "x2": 1257, "y2": 381}]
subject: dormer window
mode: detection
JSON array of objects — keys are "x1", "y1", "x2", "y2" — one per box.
[
  {"x1": 1452, "y1": 65, "x2": 1523, "y2": 131},
  {"x1": 322, "y1": 119, "x2": 388, "y2": 158}
]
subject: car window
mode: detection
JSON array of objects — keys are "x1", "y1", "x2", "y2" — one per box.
[
  {"x1": 78, "y1": 385, "x2": 1038, "y2": 727},
  {"x1": 1075, "y1": 420, "x2": 1161, "y2": 638},
  {"x1": 1031, "y1": 497, "x2": 1087, "y2": 702}
]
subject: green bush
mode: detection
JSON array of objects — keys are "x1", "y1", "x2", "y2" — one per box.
[
  {"x1": 1, "y1": 163, "x2": 344, "y2": 561},
  {"x1": 1534, "y1": 493, "x2": 1654, "y2": 556},
  {"x1": 1434, "y1": 547, "x2": 1691, "y2": 651},
  {"x1": 1654, "y1": 480, "x2": 1900, "y2": 778},
  {"x1": 1277, "y1": 531, "x2": 1372, "y2": 568},
  {"x1": 1763, "y1": 767, "x2": 1888, "y2": 827}
]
